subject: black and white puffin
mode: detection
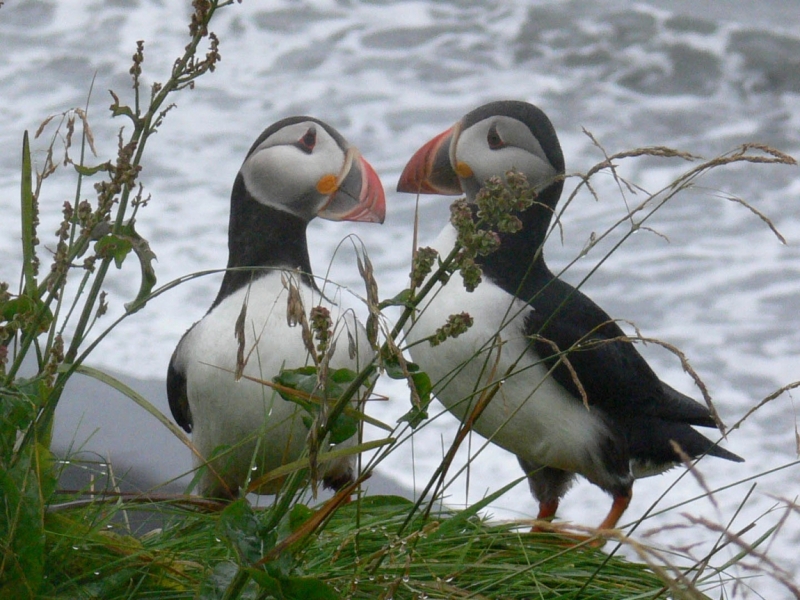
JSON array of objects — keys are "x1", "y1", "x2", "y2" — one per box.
[
  {"x1": 397, "y1": 100, "x2": 742, "y2": 531},
  {"x1": 168, "y1": 116, "x2": 385, "y2": 499}
]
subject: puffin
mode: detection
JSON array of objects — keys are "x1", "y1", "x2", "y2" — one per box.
[
  {"x1": 168, "y1": 116, "x2": 385, "y2": 499},
  {"x1": 396, "y1": 100, "x2": 742, "y2": 531}
]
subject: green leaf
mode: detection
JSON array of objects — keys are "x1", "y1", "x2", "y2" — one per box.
[
  {"x1": 398, "y1": 404, "x2": 428, "y2": 429},
  {"x1": 94, "y1": 234, "x2": 133, "y2": 268},
  {"x1": 288, "y1": 504, "x2": 314, "y2": 532},
  {"x1": 328, "y1": 411, "x2": 358, "y2": 445},
  {"x1": 1, "y1": 295, "x2": 54, "y2": 333},
  {"x1": 281, "y1": 575, "x2": 339, "y2": 600},
  {"x1": 411, "y1": 371, "x2": 432, "y2": 404},
  {"x1": 383, "y1": 356, "x2": 421, "y2": 380},
  {"x1": 0, "y1": 435, "x2": 53, "y2": 597},
  {"x1": 378, "y1": 288, "x2": 412, "y2": 310},
  {"x1": 274, "y1": 367, "x2": 355, "y2": 437},
  {"x1": 1, "y1": 296, "x2": 31, "y2": 322},
  {"x1": 20, "y1": 131, "x2": 38, "y2": 297},
  {"x1": 273, "y1": 368, "x2": 318, "y2": 413},
  {"x1": 120, "y1": 220, "x2": 157, "y2": 314},
  {"x1": 245, "y1": 569, "x2": 284, "y2": 598},
  {"x1": 218, "y1": 499, "x2": 265, "y2": 565},
  {"x1": 199, "y1": 561, "x2": 259, "y2": 600},
  {"x1": 272, "y1": 366, "x2": 316, "y2": 391},
  {"x1": 0, "y1": 384, "x2": 39, "y2": 467},
  {"x1": 300, "y1": 414, "x2": 313, "y2": 431},
  {"x1": 73, "y1": 161, "x2": 112, "y2": 177},
  {"x1": 1, "y1": 378, "x2": 54, "y2": 449},
  {"x1": 277, "y1": 366, "x2": 318, "y2": 379},
  {"x1": 92, "y1": 222, "x2": 158, "y2": 314},
  {"x1": 385, "y1": 359, "x2": 432, "y2": 428},
  {"x1": 108, "y1": 90, "x2": 135, "y2": 120},
  {"x1": 274, "y1": 366, "x2": 317, "y2": 392},
  {"x1": 330, "y1": 367, "x2": 358, "y2": 384},
  {"x1": 247, "y1": 569, "x2": 338, "y2": 600}
]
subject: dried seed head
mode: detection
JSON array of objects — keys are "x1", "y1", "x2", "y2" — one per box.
[
  {"x1": 282, "y1": 274, "x2": 316, "y2": 361},
  {"x1": 430, "y1": 312, "x2": 473, "y2": 347},
  {"x1": 450, "y1": 199, "x2": 474, "y2": 242},
  {"x1": 83, "y1": 255, "x2": 97, "y2": 272},
  {"x1": 234, "y1": 297, "x2": 247, "y2": 380},
  {"x1": 357, "y1": 251, "x2": 379, "y2": 309},
  {"x1": 458, "y1": 257, "x2": 482, "y2": 293},
  {"x1": 284, "y1": 276, "x2": 305, "y2": 328},
  {"x1": 347, "y1": 328, "x2": 358, "y2": 360},
  {"x1": 409, "y1": 246, "x2": 438, "y2": 290},
  {"x1": 310, "y1": 305, "x2": 333, "y2": 360},
  {"x1": 43, "y1": 334, "x2": 65, "y2": 386},
  {"x1": 96, "y1": 291, "x2": 108, "y2": 318}
]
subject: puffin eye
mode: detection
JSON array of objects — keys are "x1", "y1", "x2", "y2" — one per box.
[
  {"x1": 486, "y1": 123, "x2": 504, "y2": 150},
  {"x1": 296, "y1": 126, "x2": 317, "y2": 154}
]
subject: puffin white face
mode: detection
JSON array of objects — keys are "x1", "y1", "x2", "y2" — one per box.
[
  {"x1": 453, "y1": 115, "x2": 559, "y2": 197},
  {"x1": 239, "y1": 121, "x2": 346, "y2": 221},
  {"x1": 397, "y1": 101, "x2": 564, "y2": 205}
]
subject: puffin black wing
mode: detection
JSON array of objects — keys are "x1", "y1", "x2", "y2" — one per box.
[
  {"x1": 523, "y1": 279, "x2": 744, "y2": 466},
  {"x1": 167, "y1": 338, "x2": 193, "y2": 433},
  {"x1": 523, "y1": 275, "x2": 721, "y2": 427},
  {"x1": 657, "y1": 381, "x2": 717, "y2": 427}
]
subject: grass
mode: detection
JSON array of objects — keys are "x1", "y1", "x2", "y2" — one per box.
[
  {"x1": 39, "y1": 492, "x2": 680, "y2": 599},
  {"x1": 2, "y1": 1, "x2": 799, "y2": 599}
]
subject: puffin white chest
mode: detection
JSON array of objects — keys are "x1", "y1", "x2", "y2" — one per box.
[
  {"x1": 179, "y1": 271, "x2": 369, "y2": 494},
  {"x1": 405, "y1": 226, "x2": 611, "y2": 474}
]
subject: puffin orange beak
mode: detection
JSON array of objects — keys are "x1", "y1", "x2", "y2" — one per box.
[
  {"x1": 397, "y1": 123, "x2": 463, "y2": 196},
  {"x1": 317, "y1": 148, "x2": 386, "y2": 224}
]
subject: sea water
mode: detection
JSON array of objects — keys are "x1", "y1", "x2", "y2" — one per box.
[{"x1": 1, "y1": 1, "x2": 798, "y2": 594}]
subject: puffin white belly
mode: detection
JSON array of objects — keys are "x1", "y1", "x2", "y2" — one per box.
[
  {"x1": 181, "y1": 271, "x2": 371, "y2": 495},
  {"x1": 405, "y1": 227, "x2": 611, "y2": 477}
]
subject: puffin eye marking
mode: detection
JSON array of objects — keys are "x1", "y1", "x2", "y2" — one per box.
[
  {"x1": 486, "y1": 123, "x2": 505, "y2": 150},
  {"x1": 296, "y1": 126, "x2": 317, "y2": 154}
]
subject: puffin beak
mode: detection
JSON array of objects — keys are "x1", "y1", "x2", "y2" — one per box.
[
  {"x1": 397, "y1": 123, "x2": 463, "y2": 195},
  {"x1": 317, "y1": 148, "x2": 386, "y2": 224}
]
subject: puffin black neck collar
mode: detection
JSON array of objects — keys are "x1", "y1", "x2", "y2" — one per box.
[
  {"x1": 211, "y1": 174, "x2": 316, "y2": 309},
  {"x1": 477, "y1": 181, "x2": 562, "y2": 301}
]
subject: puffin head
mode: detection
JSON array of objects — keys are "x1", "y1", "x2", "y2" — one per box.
[
  {"x1": 397, "y1": 100, "x2": 564, "y2": 205},
  {"x1": 239, "y1": 116, "x2": 385, "y2": 224}
]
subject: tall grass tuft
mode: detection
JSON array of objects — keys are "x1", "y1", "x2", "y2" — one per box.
[{"x1": 1, "y1": 2, "x2": 228, "y2": 596}]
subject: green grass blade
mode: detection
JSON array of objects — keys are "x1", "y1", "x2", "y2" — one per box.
[
  {"x1": 19, "y1": 131, "x2": 38, "y2": 297},
  {"x1": 429, "y1": 475, "x2": 525, "y2": 538},
  {"x1": 0, "y1": 440, "x2": 48, "y2": 597},
  {"x1": 245, "y1": 438, "x2": 395, "y2": 493}
]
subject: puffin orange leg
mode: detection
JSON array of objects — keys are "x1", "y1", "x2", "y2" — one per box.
[
  {"x1": 597, "y1": 489, "x2": 632, "y2": 530},
  {"x1": 530, "y1": 502, "x2": 599, "y2": 546},
  {"x1": 530, "y1": 500, "x2": 559, "y2": 532},
  {"x1": 538, "y1": 500, "x2": 558, "y2": 520},
  {"x1": 529, "y1": 490, "x2": 632, "y2": 547}
]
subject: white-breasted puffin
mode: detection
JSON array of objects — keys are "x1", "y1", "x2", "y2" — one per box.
[
  {"x1": 396, "y1": 100, "x2": 742, "y2": 531},
  {"x1": 168, "y1": 117, "x2": 385, "y2": 499}
]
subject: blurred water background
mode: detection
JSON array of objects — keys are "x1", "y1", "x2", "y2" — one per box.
[{"x1": 1, "y1": 1, "x2": 799, "y2": 595}]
